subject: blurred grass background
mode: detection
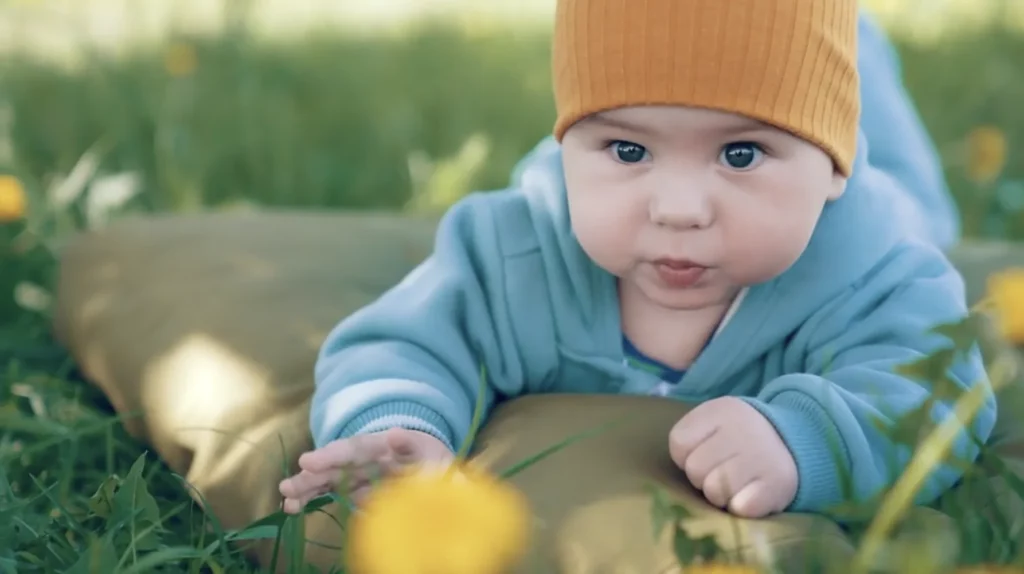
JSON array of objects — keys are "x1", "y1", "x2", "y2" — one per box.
[
  {"x1": 0, "y1": 0, "x2": 1022, "y2": 224},
  {"x1": 2, "y1": 0, "x2": 1024, "y2": 571}
]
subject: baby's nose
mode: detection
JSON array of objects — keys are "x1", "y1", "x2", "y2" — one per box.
[{"x1": 649, "y1": 189, "x2": 713, "y2": 229}]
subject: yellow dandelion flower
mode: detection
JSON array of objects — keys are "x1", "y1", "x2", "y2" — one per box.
[
  {"x1": 164, "y1": 42, "x2": 197, "y2": 78},
  {"x1": 0, "y1": 174, "x2": 27, "y2": 222},
  {"x1": 966, "y1": 125, "x2": 1007, "y2": 186},
  {"x1": 346, "y1": 464, "x2": 531, "y2": 574},
  {"x1": 985, "y1": 267, "x2": 1024, "y2": 343}
]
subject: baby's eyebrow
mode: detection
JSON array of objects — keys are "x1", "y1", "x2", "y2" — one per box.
[
  {"x1": 586, "y1": 111, "x2": 779, "y2": 140},
  {"x1": 714, "y1": 122, "x2": 782, "y2": 138},
  {"x1": 699, "y1": 115, "x2": 777, "y2": 136},
  {"x1": 585, "y1": 112, "x2": 656, "y2": 135}
]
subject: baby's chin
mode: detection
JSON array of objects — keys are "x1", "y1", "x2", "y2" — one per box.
[{"x1": 636, "y1": 281, "x2": 743, "y2": 313}]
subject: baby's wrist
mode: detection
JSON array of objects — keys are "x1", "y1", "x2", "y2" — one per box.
[
  {"x1": 340, "y1": 402, "x2": 457, "y2": 452},
  {"x1": 739, "y1": 394, "x2": 847, "y2": 513}
]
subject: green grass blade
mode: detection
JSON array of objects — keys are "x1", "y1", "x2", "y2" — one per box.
[
  {"x1": 455, "y1": 362, "x2": 488, "y2": 461},
  {"x1": 500, "y1": 416, "x2": 631, "y2": 479},
  {"x1": 116, "y1": 546, "x2": 210, "y2": 574}
]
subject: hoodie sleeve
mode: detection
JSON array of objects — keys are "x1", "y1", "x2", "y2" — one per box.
[
  {"x1": 742, "y1": 243, "x2": 997, "y2": 515},
  {"x1": 309, "y1": 191, "x2": 532, "y2": 453}
]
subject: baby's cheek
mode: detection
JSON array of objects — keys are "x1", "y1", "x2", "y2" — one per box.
[
  {"x1": 731, "y1": 239, "x2": 804, "y2": 285},
  {"x1": 576, "y1": 222, "x2": 624, "y2": 271},
  {"x1": 732, "y1": 213, "x2": 814, "y2": 279},
  {"x1": 572, "y1": 205, "x2": 632, "y2": 263}
]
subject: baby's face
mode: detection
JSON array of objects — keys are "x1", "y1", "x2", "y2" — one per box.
[{"x1": 561, "y1": 105, "x2": 847, "y2": 312}]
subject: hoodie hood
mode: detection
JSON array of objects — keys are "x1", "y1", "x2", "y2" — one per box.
[{"x1": 510, "y1": 130, "x2": 942, "y2": 391}]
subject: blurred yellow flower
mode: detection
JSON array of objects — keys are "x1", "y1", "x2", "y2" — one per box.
[
  {"x1": 164, "y1": 42, "x2": 197, "y2": 78},
  {"x1": 966, "y1": 125, "x2": 1007, "y2": 185},
  {"x1": 986, "y1": 267, "x2": 1024, "y2": 343},
  {"x1": 0, "y1": 174, "x2": 27, "y2": 222},
  {"x1": 347, "y1": 464, "x2": 531, "y2": 574}
]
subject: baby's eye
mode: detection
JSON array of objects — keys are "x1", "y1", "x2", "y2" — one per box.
[
  {"x1": 610, "y1": 141, "x2": 649, "y2": 164},
  {"x1": 720, "y1": 142, "x2": 765, "y2": 170}
]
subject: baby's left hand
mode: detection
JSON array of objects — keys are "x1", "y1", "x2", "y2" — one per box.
[{"x1": 669, "y1": 397, "x2": 798, "y2": 518}]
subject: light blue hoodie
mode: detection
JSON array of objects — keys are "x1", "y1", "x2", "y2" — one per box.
[
  {"x1": 310, "y1": 131, "x2": 995, "y2": 515},
  {"x1": 309, "y1": 14, "x2": 992, "y2": 515}
]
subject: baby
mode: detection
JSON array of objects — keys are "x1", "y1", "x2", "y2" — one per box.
[{"x1": 281, "y1": 0, "x2": 996, "y2": 518}]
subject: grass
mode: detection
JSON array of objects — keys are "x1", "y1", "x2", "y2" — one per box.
[{"x1": 3, "y1": 10, "x2": 1024, "y2": 574}]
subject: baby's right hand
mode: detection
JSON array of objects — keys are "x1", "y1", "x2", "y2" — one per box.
[{"x1": 278, "y1": 427, "x2": 454, "y2": 514}]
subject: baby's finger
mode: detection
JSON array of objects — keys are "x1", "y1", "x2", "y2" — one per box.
[
  {"x1": 701, "y1": 454, "x2": 758, "y2": 510},
  {"x1": 282, "y1": 495, "x2": 310, "y2": 515},
  {"x1": 668, "y1": 415, "x2": 719, "y2": 470},
  {"x1": 297, "y1": 443, "x2": 355, "y2": 474},
  {"x1": 299, "y1": 434, "x2": 390, "y2": 474},
  {"x1": 681, "y1": 439, "x2": 734, "y2": 491},
  {"x1": 728, "y1": 479, "x2": 776, "y2": 518},
  {"x1": 281, "y1": 482, "x2": 333, "y2": 514},
  {"x1": 700, "y1": 464, "x2": 733, "y2": 509},
  {"x1": 279, "y1": 470, "x2": 333, "y2": 500}
]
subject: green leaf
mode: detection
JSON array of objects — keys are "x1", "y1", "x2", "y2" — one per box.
[
  {"x1": 302, "y1": 492, "x2": 344, "y2": 515},
  {"x1": 230, "y1": 493, "x2": 340, "y2": 542},
  {"x1": 115, "y1": 454, "x2": 162, "y2": 525},
  {"x1": 281, "y1": 503, "x2": 309, "y2": 573},
  {"x1": 87, "y1": 474, "x2": 121, "y2": 520},
  {"x1": 227, "y1": 524, "x2": 282, "y2": 542},
  {"x1": 110, "y1": 453, "x2": 164, "y2": 551},
  {"x1": 644, "y1": 486, "x2": 718, "y2": 567},
  {"x1": 672, "y1": 526, "x2": 722, "y2": 565},
  {"x1": 932, "y1": 315, "x2": 983, "y2": 351},
  {"x1": 65, "y1": 533, "x2": 118, "y2": 574},
  {"x1": 895, "y1": 349, "x2": 957, "y2": 385},
  {"x1": 647, "y1": 485, "x2": 674, "y2": 539},
  {"x1": 237, "y1": 510, "x2": 288, "y2": 533},
  {"x1": 931, "y1": 374, "x2": 970, "y2": 403},
  {"x1": 886, "y1": 402, "x2": 936, "y2": 448}
]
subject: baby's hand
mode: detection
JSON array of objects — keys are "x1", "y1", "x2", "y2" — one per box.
[
  {"x1": 668, "y1": 397, "x2": 798, "y2": 518},
  {"x1": 278, "y1": 427, "x2": 454, "y2": 514}
]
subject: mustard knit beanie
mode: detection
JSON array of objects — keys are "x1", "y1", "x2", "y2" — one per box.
[{"x1": 551, "y1": 0, "x2": 861, "y2": 176}]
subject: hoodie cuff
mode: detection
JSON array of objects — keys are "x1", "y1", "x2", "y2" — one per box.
[
  {"x1": 320, "y1": 401, "x2": 457, "y2": 453},
  {"x1": 741, "y1": 392, "x2": 850, "y2": 513}
]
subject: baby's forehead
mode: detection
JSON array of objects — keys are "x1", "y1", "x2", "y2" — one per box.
[{"x1": 583, "y1": 106, "x2": 786, "y2": 137}]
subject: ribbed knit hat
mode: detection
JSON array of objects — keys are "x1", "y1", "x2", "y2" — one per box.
[{"x1": 551, "y1": 0, "x2": 861, "y2": 176}]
